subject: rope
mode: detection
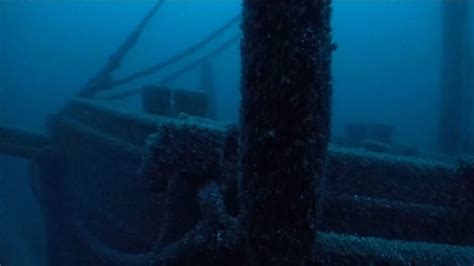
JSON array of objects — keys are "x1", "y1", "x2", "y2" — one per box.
[
  {"x1": 109, "y1": 15, "x2": 240, "y2": 89},
  {"x1": 72, "y1": 218, "x2": 152, "y2": 266},
  {"x1": 100, "y1": 34, "x2": 240, "y2": 100},
  {"x1": 79, "y1": 0, "x2": 165, "y2": 97},
  {"x1": 160, "y1": 35, "x2": 239, "y2": 84}
]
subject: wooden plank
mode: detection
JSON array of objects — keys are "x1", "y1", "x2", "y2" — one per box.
[
  {"x1": 314, "y1": 232, "x2": 474, "y2": 265},
  {"x1": 0, "y1": 125, "x2": 53, "y2": 158},
  {"x1": 321, "y1": 193, "x2": 471, "y2": 245},
  {"x1": 57, "y1": 98, "x2": 469, "y2": 206}
]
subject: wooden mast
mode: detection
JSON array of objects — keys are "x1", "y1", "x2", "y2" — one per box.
[
  {"x1": 200, "y1": 60, "x2": 217, "y2": 120},
  {"x1": 240, "y1": 0, "x2": 334, "y2": 265},
  {"x1": 438, "y1": 0, "x2": 472, "y2": 154}
]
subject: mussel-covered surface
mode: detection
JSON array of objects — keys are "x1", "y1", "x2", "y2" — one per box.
[{"x1": 28, "y1": 98, "x2": 473, "y2": 265}]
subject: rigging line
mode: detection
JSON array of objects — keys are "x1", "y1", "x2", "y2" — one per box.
[
  {"x1": 79, "y1": 0, "x2": 166, "y2": 97},
  {"x1": 100, "y1": 34, "x2": 240, "y2": 100},
  {"x1": 109, "y1": 14, "x2": 241, "y2": 89},
  {"x1": 72, "y1": 218, "x2": 152, "y2": 265},
  {"x1": 160, "y1": 35, "x2": 239, "y2": 84}
]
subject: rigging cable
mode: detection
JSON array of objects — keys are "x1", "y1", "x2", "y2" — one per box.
[
  {"x1": 100, "y1": 34, "x2": 240, "y2": 100},
  {"x1": 108, "y1": 15, "x2": 240, "y2": 89},
  {"x1": 79, "y1": 0, "x2": 166, "y2": 97}
]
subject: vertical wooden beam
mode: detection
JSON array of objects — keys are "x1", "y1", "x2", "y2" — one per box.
[
  {"x1": 438, "y1": 0, "x2": 472, "y2": 154},
  {"x1": 200, "y1": 60, "x2": 218, "y2": 120},
  {"x1": 240, "y1": 0, "x2": 333, "y2": 265}
]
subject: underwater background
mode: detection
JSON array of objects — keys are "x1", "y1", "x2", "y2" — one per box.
[{"x1": 0, "y1": 1, "x2": 473, "y2": 265}]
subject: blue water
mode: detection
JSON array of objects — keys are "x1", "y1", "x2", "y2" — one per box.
[{"x1": 0, "y1": 1, "x2": 473, "y2": 265}]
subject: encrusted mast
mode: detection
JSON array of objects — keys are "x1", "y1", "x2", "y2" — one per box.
[
  {"x1": 201, "y1": 60, "x2": 218, "y2": 120},
  {"x1": 4, "y1": 1, "x2": 474, "y2": 266},
  {"x1": 438, "y1": 0, "x2": 472, "y2": 154},
  {"x1": 240, "y1": 0, "x2": 333, "y2": 265}
]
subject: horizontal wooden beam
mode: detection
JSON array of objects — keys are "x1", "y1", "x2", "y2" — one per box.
[
  {"x1": 0, "y1": 125, "x2": 53, "y2": 158},
  {"x1": 57, "y1": 98, "x2": 468, "y2": 206},
  {"x1": 326, "y1": 146, "x2": 462, "y2": 205},
  {"x1": 314, "y1": 232, "x2": 474, "y2": 265},
  {"x1": 321, "y1": 193, "x2": 471, "y2": 245},
  {"x1": 58, "y1": 98, "x2": 227, "y2": 148}
]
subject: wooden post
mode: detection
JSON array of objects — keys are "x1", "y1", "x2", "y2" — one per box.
[
  {"x1": 200, "y1": 60, "x2": 218, "y2": 120},
  {"x1": 438, "y1": 0, "x2": 472, "y2": 154},
  {"x1": 240, "y1": 0, "x2": 333, "y2": 265}
]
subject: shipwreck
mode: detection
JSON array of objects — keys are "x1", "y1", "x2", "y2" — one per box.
[{"x1": 0, "y1": 0, "x2": 473, "y2": 265}]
